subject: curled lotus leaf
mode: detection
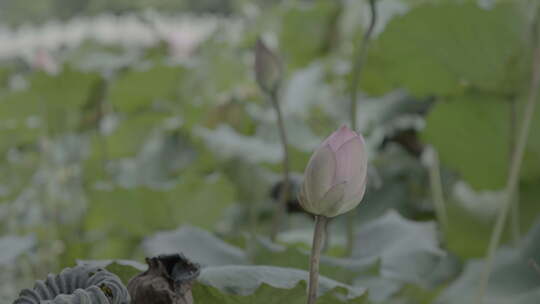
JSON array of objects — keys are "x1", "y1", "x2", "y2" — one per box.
[{"x1": 13, "y1": 265, "x2": 129, "y2": 304}]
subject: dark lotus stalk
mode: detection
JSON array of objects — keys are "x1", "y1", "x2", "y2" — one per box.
[
  {"x1": 254, "y1": 37, "x2": 289, "y2": 241},
  {"x1": 346, "y1": 0, "x2": 377, "y2": 257},
  {"x1": 127, "y1": 254, "x2": 200, "y2": 304}
]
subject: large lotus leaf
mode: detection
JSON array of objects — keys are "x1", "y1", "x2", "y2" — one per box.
[
  {"x1": 280, "y1": 63, "x2": 333, "y2": 119},
  {"x1": 30, "y1": 68, "x2": 99, "y2": 108},
  {"x1": 106, "y1": 131, "x2": 197, "y2": 188},
  {"x1": 194, "y1": 125, "x2": 282, "y2": 164},
  {"x1": 444, "y1": 199, "x2": 496, "y2": 258},
  {"x1": 189, "y1": 37, "x2": 249, "y2": 96},
  {"x1": 361, "y1": 2, "x2": 528, "y2": 96},
  {"x1": 85, "y1": 111, "x2": 169, "y2": 172},
  {"x1": 192, "y1": 281, "x2": 368, "y2": 304},
  {"x1": 279, "y1": 0, "x2": 341, "y2": 69},
  {"x1": 252, "y1": 237, "x2": 377, "y2": 284},
  {"x1": 422, "y1": 94, "x2": 510, "y2": 190},
  {"x1": 141, "y1": 225, "x2": 249, "y2": 267},
  {"x1": 437, "y1": 219, "x2": 540, "y2": 304},
  {"x1": 445, "y1": 179, "x2": 540, "y2": 259},
  {"x1": 84, "y1": 173, "x2": 236, "y2": 258},
  {"x1": 33, "y1": 68, "x2": 100, "y2": 134},
  {"x1": 352, "y1": 276, "x2": 403, "y2": 303},
  {"x1": 76, "y1": 260, "x2": 146, "y2": 284},
  {"x1": 0, "y1": 88, "x2": 40, "y2": 123},
  {"x1": 0, "y1": 66, "x2": 13, "y2": 90},
  {"x1": 0, "y1": 68, "x2": 99, "y2": 149},
  {"x1": 73, "y1": 260, "x2": 369, "y2": 303},
  {"x1": 108, "y1": 64, "x2": 184, "y2": 112},
  {"x1": 352, "y1": 210, "x2": 450, "y2": 286},
  {"x1": 422, "y1": 93, "x2": 540, "y2": 190},
  {"x1": 194, "y1": 265, "x2": 367, "y2": 303},
  {"x1": 221, "y1": 158, "x2": 274, "y2": 205},
  {"x1": 0, "y1": 90, "x2": 43, "y2": 151}
]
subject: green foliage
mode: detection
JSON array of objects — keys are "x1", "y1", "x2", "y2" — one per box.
[
  {"x1": 109, "y1": 65, "x2": 184, "y2": 113},
  {"x1": 94, "y1": 111, "x2": 170, "y2": 158},
  {"x1": 279, "y1": 0, "x2": 341, "y2": 69},
  {"x1": 362, "y1": 2, "x2": 527, "y2": 96},
  {"x1": 142, "y1": 225, "x2": 249, "y2": 266},
  {"x1": 422, "y1": 95, "x2": 510, "y2": 190},
  {"x1": 0, "y1": 68, "x2": 99, "y2": 152},
  {"x1": 252, "y1": 238, "x2": 376, "y2": 284},
  {"x1": 77, "y1": 259, "x2": 146, "y2": 284},
  {"x1": 2, "y1": 0, "x2": 540, "y2": 303},
  {"x1": 438, "y1": 221, "x2": 540, "y2": 303},
  {"x1": 85, "y1": 173, "x2": 236, "y2": 235},
  {"x1": 192, "y1": 282, "x2": 369, "y2": 304},
  {"x1": 195, "y1": 265, "x2": 367, "y2": 303},
  {"x1": 423, "y1": 94, "x2": 540, "y2": 190}
]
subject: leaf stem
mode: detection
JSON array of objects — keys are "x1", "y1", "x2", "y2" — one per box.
[
  {"x1": 476, "y1": 14, "x2": 540, "y2": 304},
  {"x1": 346, "y1": 0, "x2": 377, "y2": 256},
  {"x1": 307, "y1": 215, "x2": 328, "y2": 304},
  {"x1": 426, "y1": 147, "x2": 449, "y2": 239},
  {"x1": 508, "y1": 97, "x2": 521, "y2": 246},
  {"x1": 269, "y1": 90, "x2": 290, "y2": 241},
  {"x1": 530, "y1": 259, "x2": 540, "y2": 276}
]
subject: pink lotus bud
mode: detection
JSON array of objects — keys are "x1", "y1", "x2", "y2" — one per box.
[{"x1": 299, "y1": 125, "x2": 368, "y2": 217}]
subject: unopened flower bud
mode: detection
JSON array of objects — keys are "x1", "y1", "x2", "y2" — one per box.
[
  {"x1": 254, "y1": 38, "x2": 282, "y2": 95},
  {"x1": 299, "y1": 125, "x2": 368, "y2": 217}
]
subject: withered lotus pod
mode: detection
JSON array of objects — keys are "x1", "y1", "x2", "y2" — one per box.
[
  {"x1": 127, "y1": 254, "x2": 200, "y2": 304},
  {"x1": 13, "y1": 265, "x2": 129, "y2": 304}
]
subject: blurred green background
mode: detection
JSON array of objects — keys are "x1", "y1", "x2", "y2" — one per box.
[{"x1": 1, "y1": 0, "x2": 540, "y2": 303}]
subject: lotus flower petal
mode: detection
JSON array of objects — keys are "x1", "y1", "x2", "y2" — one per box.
[
  {"x1": 322, "y1": 125, "x2": 357, "y2": 151},
  {"x1": 335, "y1": 136, "x2": 368, "y2": 201},
  {"x1": 334, "y1": 181, "x2": 367, "y2": 216},
  {"x1": 299, "y1": 125, "x2": 368, "y2": 217},
  {"x1": 304, "y1": 144, "x2": 336, "y2": 205},
  {"x1": 320, "y1": 182, "x2": 347, "y2": 217}
]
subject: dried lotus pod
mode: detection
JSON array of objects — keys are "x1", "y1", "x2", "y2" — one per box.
[
  {"x1": 128, "y1": 254, "x2": 200, "y2": 304},
  {"x1": 13, "y1": 265, "x2": 129, "y2": 304}
]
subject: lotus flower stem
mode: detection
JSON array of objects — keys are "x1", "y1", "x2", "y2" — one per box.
[
  {"x1": 269, "y1": 90, "x2": 290, "y2": 241},
  {"x1": 307, "y1": 215, "x2": 328, "y2": 304},
  {"x1": 426, "y1": 147, "x2": 449, "y2": 238},
  {"x1": 530, "y1": 259, "x2": 540, "y2": 275},
  {"x1": 299, "y1": 126, "x2": 367, "y2": 302},
  {"x1": 346, "y1": 0, "x2": 377, "y2": 256},
  {"x1": 510, "y1": 191, "x2": 520, "y2": 246},
  {"x1": 508, "y1": 98, "x2": 521, "y2": 246},
  {"x1": 476, "y1": 12, "x2": 540, "y2": 304},
  {"x1": 349, "y1": 0, "x2": 377, "y2": 129},
  {"x1": 254, "y1": 38, "x2": 289, "y2": 241}
]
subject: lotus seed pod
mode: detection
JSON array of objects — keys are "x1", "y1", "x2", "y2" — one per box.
[
  {"x1": 127, "y1": 254, "x2": 200, "y2": 304},
  {"x1": 13, "y1": 265, "x2": 129, "y2": 304},
  {"x1": 299, "y1": 125, "x2": 368, "y2": 217}
]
